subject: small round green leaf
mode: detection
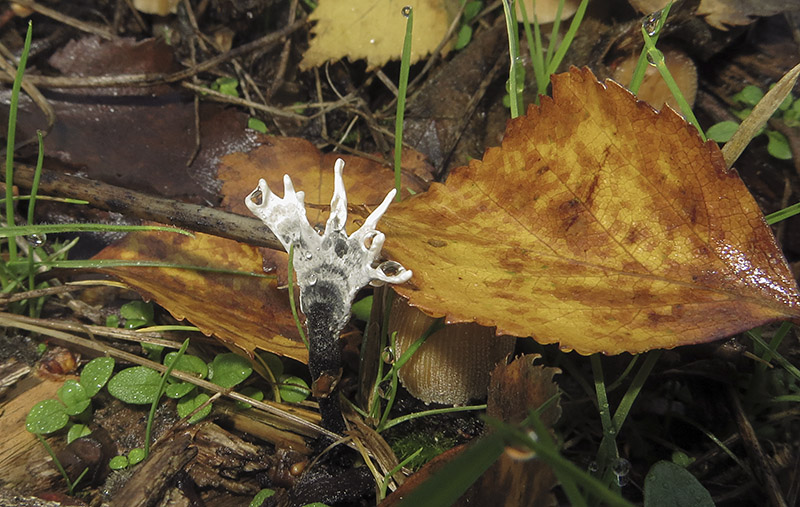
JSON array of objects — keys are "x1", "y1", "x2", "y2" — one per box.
[
  {"x1": 732, "y1": 85, "x2": 763, "y2": 106},
  {"x1": 351, "y1": 296, "x2": 373, "y2": 322},
  {"x1": 248, "y1": 117, "x2": 268, "y2": 134},
  {"x1": 236, "y1": 386, "x2": 264, "y2": 409},
  {"x1": 67, "y1": 423, "x2": 92, "y2": 444},
  {"x1": 766, "y1": 130, "x2": 792, "y2": 160},
  {"x1": 120, "y1": 300, "x2": 154, "y2": 322},
  {"x1": 80, "y1": 356, "x2": 115, "y2": 397},
  {"x1": 109, "y1": 455, "x2": 129, "y2": 470},
  {"x1": 105, "y1": 315, "x2": 119, "y2": 328},
  {"x1": 208, "y1": 353, "x2": 252, "y2": 389},
  {"x1": 464, "y1": 1, "x2": 482, "y2": 21},
  {"x1": 58, "y1": 380, "x2": 91, "y2": 415},
  {"x1": 258, "y1": 351, "x2": 284, "y2": 380},
  {"x1": 706, "y1": 121, "x2": 739, "y2": 143},
  {"x1": 26, "y1": 399, "x2": 68, "y2": 434},
  {"x1": 128, "y1": 447, "x2": 145, "y2": 465},
  {"x1": 644, "y1": 461, "x2": 714, "y2": 507},
  {"x1": 107, "y1": 366, "x2": 162, "y2": 404},
  {"x1": 249, "y1": 489, "x2": 275, "y2": 507},
  {"x1": 164, "y1": 352, "x2": 208, "y2": 379},
  {"x1": 177, "y1": 392, "x2": 212, "y2": 424},
  {"x1": 455, "y1": 25, "x2": 473, "y2": 50},
  {"x1": 141, "y1": 342, "x2": 164, "y2": 362},
  {"x1": 165, "y1": 382, "x2": 195, "y2": 399},
  {"x1": 279, "y1": 375, "x2": 310, "y2": 403}
]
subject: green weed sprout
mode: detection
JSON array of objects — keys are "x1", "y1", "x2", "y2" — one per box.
[{"x1": 26, "y1": 356, "x2": 115, "y2": 494}]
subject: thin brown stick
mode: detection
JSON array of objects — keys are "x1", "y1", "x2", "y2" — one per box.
[
  {"x1": 12, "y1": 0, "x2": 115, "y2": 40},
  {"x1": 181, "y1": 81, "x2": 307, "y2": 120},
  {"x1": 7, "y1": 162, "x2": 284, "y2": 251}
]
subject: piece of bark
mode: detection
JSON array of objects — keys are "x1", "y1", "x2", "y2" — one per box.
[{"x1": 113, "y1": 431, "x2": 197, "y2": 507}]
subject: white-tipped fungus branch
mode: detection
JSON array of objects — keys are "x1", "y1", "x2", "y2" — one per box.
[{"x1": 246, "y1": 158, "x2": 412, "y2": 433}]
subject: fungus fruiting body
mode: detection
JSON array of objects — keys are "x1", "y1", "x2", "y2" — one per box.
[{"x1": 246, "y1": 158, "x2": 412, "y2": 433}]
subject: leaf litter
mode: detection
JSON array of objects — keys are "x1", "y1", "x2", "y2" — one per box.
[{"x1": 3, "y1": 3, "x2": 800, "y2": 505}]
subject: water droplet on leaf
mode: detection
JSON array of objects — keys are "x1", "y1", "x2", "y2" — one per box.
[
  {"x1": 27, "y1": 233, "x2": 46, "y2": 247},
  {"x1": 381, "y1": 347, "x2": 395, "y2": 364},
  {"x1": 401, "y1": 5, "x2": 411, "y2": 17},
  {"x1": 642, "y1": 9, "x2": 663, "y2": 36}
]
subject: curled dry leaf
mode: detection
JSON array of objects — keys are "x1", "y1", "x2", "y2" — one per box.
[{"x1": 381, "y1": 67, "x2": 800, "y2": 355}]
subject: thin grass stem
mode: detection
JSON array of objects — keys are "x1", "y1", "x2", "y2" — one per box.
[
  {"x1": 4, "y1": 22, "x2": 33, "y2": 262},
  {"x1": 502, "y1": 0, "x2": 522, "y2": 118},
  {"x1": 287, "y1": 244, "x2": 309, "y2": 349},
  {"x1": 629, "y1": 2, "x2": 672, "y2": 94},
  {"x1": 394, "y1": 6, "x2": 413, "y2": 202},
  {"x1": 546, "y1": 0, "x2": 589, "y2": 75},
  {"x1": 766, "y1": 201, "x2": 800, "y2": 224},
  {"x1": 145, "y1": 337, "x2": 190, "y2": 458},
  {"x1": 641, "y1": 33, "x2": 705, "y2": 140}
]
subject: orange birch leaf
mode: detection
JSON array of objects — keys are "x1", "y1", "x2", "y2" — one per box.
[{"x1": 381, "y1": 67, "x2": 800, "y2": 355}]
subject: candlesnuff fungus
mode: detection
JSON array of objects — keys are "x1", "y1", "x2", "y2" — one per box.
[{"x1": 245, "y1": 158, "x2": 412, "y2": 433}]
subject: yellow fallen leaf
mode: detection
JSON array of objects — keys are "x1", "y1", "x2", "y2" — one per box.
[
  {"x1": 300, "y1": 0, "x2": 455, "y2": 70},
  {"x1": 381, "y1": 67, "x2": 800, "y2": 355}
]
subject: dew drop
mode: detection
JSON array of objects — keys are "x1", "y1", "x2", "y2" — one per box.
[
  {"x1": 307, "y1": 274, "x2": 317, "y2": 286},
  {"x1": 304, "y1": 251, "x2": 313, "y2": 260},
  {"x1": 369, "y1": 39, "x2": 376, "y2": 44},
  {"x1": 642, "y1": 9, "x2": 663, "y2": 36},
  {"x1": 401, "y1": 5, "x2": 411, "y2": 17},
  {"x1": 381, "y1": 347, "x2": 395, "y2": 364},
  {"x1": 27, "y1": 233, "x2": 46, "y2": 247},
  {"x1": 587, "y1": 461, "x2": 599, "y2": 473},
  {"x1": 613, "y1": 458, "x2": 631, "y2": 477}
]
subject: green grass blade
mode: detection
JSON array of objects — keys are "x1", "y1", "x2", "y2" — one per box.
[
  {"x1": 518, "y1": 0, "x2": 545, "y2": 99},
  {"x1": 396, "y1": 432, "x2": 505, "y2": 507},
  {"x1": 394, "y1": 6, "x2": 414, "y2": 202},
  {"x1": 765, "y1": 201, "x2": 800, "y2": 224},
  {"x1": 31, "y1": 259, "x2": 273, "y2": 277},
  {"x1": 546, "y1": 0, "x2": 589, "y2": 76},
  {"x1": 5, "y1": 21, "x2": 33, "y2": 262},
  {"x1": 26, "y1": 131, "x2": 44, "y2": 226},
  {"x1": 629, "y1": 2, "x2": 672, "y2": 94},
  {"x1": 146, "y1": 337, "x2": 189, "y2": 457},
  {"x1": 641, "y1": 32, "x2": 705, "y2": 140},
  {"x1": 0, "y1": 223, "x2": 193, "y2": 237},
  {"x1": 287, "y1": 244, "x2": 309, "y2": 349},
  {"x1": 502, "y1": 0, "x2": 522, "y2": 118},
  {"x1": 544, "y1": 0, "x2": 567, "y2": 70}
]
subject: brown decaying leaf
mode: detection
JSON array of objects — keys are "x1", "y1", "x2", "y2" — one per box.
[
  {"x1": 93, "y1": 231, "x2": 308, "y2": 363},
  {"x1": 300, "y1": 0, "x2": 454, "y2": 71},
  {"x1": 381, "y1": 67, "x2": 800, "y2": 355},
  {"x1": 383, "y1": 355, "x2": 561, "y2": 506}
]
